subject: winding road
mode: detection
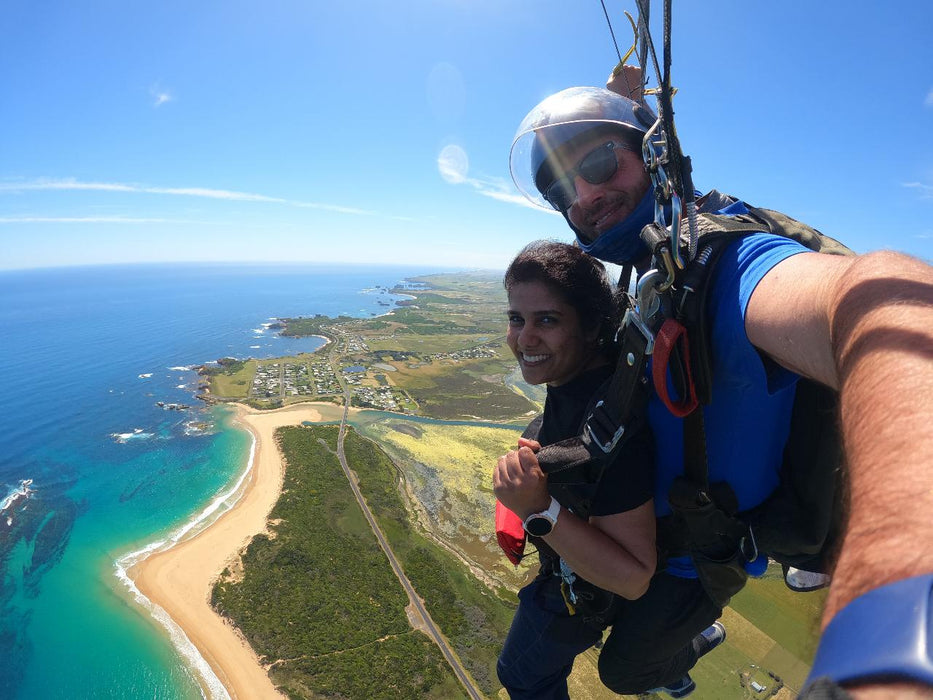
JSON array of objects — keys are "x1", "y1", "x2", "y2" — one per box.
[{"x1": 331, "y1": 343, "x2": 483, "y2": 700}]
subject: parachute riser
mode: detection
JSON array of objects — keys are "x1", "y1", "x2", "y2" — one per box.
[{"x1": 626, "y1": 0, "x2": 697, "y2": 322}]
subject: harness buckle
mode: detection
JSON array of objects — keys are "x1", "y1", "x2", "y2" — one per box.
[
  {"x1": 583, "y1": 400, "x2": 626, "y2": 454},
  {"x1": 621, "y1": 307, "x2": 656, "y2": 355},
  {"x1": 740, "y1": 525, "x2": 759, "y2": 563}
]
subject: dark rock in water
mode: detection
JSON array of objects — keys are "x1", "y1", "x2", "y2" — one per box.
[{"x1": 24, "y1": 502, "x2": 78, "y2": 597}]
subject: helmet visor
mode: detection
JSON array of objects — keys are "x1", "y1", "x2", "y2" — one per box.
[{"x1": 509, "y1": 87, "x2": 658, "y2": 210}]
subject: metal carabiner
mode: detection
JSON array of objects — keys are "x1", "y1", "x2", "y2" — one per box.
[
  {"x1": 636, "y1": 268, "x2": 665, "y2": 325},
  {"x1": 641, "y1": 119, "x2": 664, "y2": 179},
  {"x1": 668, "y1": 190, "x2": 685, "y2": 271}
]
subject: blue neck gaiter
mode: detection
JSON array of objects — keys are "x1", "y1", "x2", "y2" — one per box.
[{"x1": 575, "y1": 187, "x2": 658, "y2": 264}]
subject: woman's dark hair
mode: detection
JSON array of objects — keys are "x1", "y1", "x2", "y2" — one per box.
[{"x1": 504, "y1": 240, "x2": 621, "y2": 354}]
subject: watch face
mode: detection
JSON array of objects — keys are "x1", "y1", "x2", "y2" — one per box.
[{"x1": 524, "y1": 516, "x2": 553, "y2": 537}]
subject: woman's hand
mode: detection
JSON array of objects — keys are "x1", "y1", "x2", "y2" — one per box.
[{"x1": 493, "y1": 439, "x2": 550, "y2": 520}]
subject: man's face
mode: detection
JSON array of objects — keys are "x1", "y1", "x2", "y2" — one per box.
[{"x1": 550, "y1": 131, "x2": 651, "y2": 242}]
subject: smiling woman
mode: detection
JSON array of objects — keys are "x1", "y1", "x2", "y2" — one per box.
[
  {"x1": 504, "y1": 240, "x2": 620, "y2": 374},
  {"x1": 493, "y1": 239, "x2": 664, "y2": 699},
  {"x1": 503, "y1": 243, "x2": 616, "y2": 387}
]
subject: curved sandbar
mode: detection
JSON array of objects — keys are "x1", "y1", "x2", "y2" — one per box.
[{"x1": 130, "y1": 401, "x2": 351, "y2": 700}]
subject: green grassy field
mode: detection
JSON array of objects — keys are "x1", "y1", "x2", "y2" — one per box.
[
  {"x1": 344, "y1": 429, "x2": 518, "y2": 695},
  {"x1": 379, "y1": 353, "x2": 537, "y2": 421},
  {"x1": 201, "y1": 358, "x2": 256, "y2": 397},
  {"x1": 211, "y1": 425, "x2": 472, "y2": 699}
]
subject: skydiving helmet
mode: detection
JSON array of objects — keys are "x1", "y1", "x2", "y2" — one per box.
[{"x1": 509, "y1": 86, "x2": 659, "y2": 212}]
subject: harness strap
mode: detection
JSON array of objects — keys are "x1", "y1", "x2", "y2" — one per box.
[
  {"x1": 532, "y1": 310, "x2": 652, "y2": 521},
  {"x1": 582, "y1": 310, "x2": 653, "y2": 453},
  {"x1": 682, "y1": 408, "x2": 708, "y2": 490},
  {"x1": 535, "y1": 438, "x2": 600, "y2": 477}
]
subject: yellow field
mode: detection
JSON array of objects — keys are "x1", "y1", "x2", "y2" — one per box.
[
  {"x1": 355, "y1": 413, "x2": 823, "y2": 699},
  {"x1": 356, "y1": 419, "x2": 535, "y2": 590}
]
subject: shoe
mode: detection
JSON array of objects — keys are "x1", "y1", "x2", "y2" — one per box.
[
  {"x1": 654, "y1": 673, "x2": 696, "y2": 698},
  {"x1": 785, "y1": 567, "x2": 831, "y2": 592},
  {"x1": 644, "y1": 624, "x2": 724, "y2": 698},
  {"x1": 696, "y1": 620, "x2": 726, "y2": 657}
]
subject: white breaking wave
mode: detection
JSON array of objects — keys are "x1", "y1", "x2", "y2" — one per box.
[
  {"x1": 1, "y1": 479, "x2": 34, "y2": 514},
  {"x1": 115, "y1": 432, "x2": 257, "y2": 700},
  {"x1": 111, "y1": 429, "x2": 154, "y2": 444},
  {"x1": 168, "y1": 366, "x2": 192, "y2": 371}
]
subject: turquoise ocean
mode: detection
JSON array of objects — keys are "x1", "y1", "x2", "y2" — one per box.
[{"x1": 0, "y1": 263, "x2": 446, "y2": 699}]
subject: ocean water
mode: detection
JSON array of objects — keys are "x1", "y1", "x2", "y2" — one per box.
[{"x1": 0, "y1": 262, "x2": 446, "y2": 699}]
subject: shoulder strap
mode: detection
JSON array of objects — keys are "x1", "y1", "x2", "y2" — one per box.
[
  {"x1": 521, "y1": 414, "x2": 544, "y2": 441},
  {"x1": 529, "y1": 310, "x2": 653, "y2": 519},
  {"x1": 677, "y1": 203, "x2": 855, "y2": 405},
  {"x1": 744, "y1": 205, "x2": 853, "y2": 258}
]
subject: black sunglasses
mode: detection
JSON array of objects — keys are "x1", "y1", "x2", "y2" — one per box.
[{"x1": 543, "y1": 141, "x2": 627, "y2": 212}]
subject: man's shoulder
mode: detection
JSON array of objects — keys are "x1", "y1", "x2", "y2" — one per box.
[
  {"x1": 696, "y1": 190, "x2": 853, "y2": 258},
  {"x1": 709, "y1": 232, "x2": 810, "y2": 303}
]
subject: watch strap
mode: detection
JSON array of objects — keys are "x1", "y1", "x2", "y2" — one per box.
[
  {"x1": 803, "y1": 572, "x2": 933, "y2": 693},
  {"x1": 523, "y1": 496, "x2": 560, "y2": 534}
]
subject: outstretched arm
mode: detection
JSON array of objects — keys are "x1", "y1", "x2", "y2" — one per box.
[{"x1": 747, "y1": 250, "x2": 933, "y2": 698}]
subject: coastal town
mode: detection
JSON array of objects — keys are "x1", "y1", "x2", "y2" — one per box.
[
  {"x1": 227, "y1": 333, "x2": 503, "y2": 413},
  {"x1": 195, "y1": 274, "x2": 516, "y2": 419}
]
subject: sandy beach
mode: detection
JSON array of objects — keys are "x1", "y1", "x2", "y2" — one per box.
[{"x1": 130, "y1": 401, "x2": 349, "y2": 700}]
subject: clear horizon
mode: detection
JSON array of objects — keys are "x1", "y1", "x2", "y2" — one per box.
[
  {"x1": 2, "y1": 1, "x2": 931, "y2": 271},
  {"x1": 0, "y1": 259, "x2": 485, "y2": 274}
]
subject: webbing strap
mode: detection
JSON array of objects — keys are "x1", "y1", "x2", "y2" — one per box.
[
  {"x1": 536, "y1": 438, "x2": 599, "y2": 476},
  {"x1": 582, "y1": 310, "x2": 653, "y2": 453},
  {"x1": 535, "y1": 310, "x2": 652, "y2": 479},
  {"x1": 682, "y1": 407, "x2": 708, "y2": 491}
]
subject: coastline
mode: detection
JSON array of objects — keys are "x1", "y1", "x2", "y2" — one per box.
[{"x1": 129, "y1": 401, "x2": 351, "y2": 700}]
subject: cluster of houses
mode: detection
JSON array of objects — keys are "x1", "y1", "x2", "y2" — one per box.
[
  {"x1": 251, "y1": 363, "x2": 283, "y2": 398},
  {"x1": 338, "y1": 365, "x2": 403, "y2": 410},
  {"x1": 250, "y1": 360, "x2": 342, "y2": 399},
  {"x1": 428, "y1": 340, "x2": 501, "y2": 363},
  {"x1": 353, "y1": 385, "x2": 400, "y2": 411},
  {"x1": 244, "y1": 328, "x2": 497, "y2": 410},
  {"x1": 343, "y1": 335, "x2": 368, "y2": 354}
]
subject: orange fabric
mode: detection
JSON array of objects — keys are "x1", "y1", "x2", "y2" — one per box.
[{"x1": 652, "y1": 318, "x2": 699, "y2": 417}]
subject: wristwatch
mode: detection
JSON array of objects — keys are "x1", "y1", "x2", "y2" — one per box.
[
  {"x1": 523, "y1": 497, "x2": 560, "y2": 537},
  {"x1": 802, "y1": 572, "x2": 933, "y2": 692}
]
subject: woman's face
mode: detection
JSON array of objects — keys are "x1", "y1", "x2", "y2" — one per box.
[{"x1": 506, "y1": 280, "x2": 598, "y2": 387}]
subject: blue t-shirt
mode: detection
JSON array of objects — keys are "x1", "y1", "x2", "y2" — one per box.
[{"x1": 648, "y1": 221, "x2": 809, "y2": 577}]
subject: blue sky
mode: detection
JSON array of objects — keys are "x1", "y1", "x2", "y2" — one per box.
[{"x1": 1, "y1": 1, "x2": 931, "y2": 271}]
